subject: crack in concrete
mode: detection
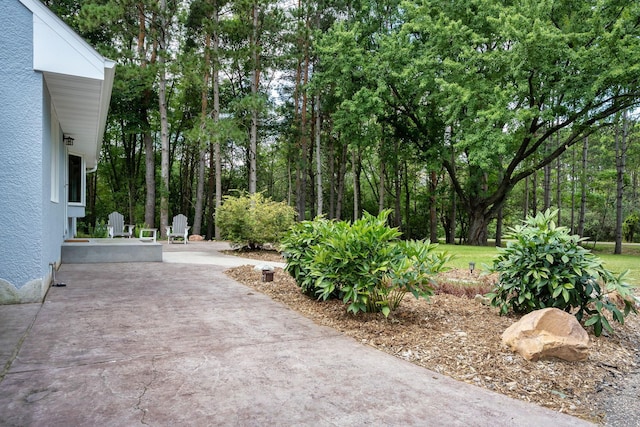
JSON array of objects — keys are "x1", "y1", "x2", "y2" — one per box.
[
  {"x1": 0, "y1": 303, "x2": 44, "y2": 383},
  {"x1": 135, "y1": 356, "x2": 159, "y2": 425}
]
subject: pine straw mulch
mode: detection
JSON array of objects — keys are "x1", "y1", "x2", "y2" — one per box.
[{"x1": 223, "y1": 250, "x2": 640, "y2": 424}]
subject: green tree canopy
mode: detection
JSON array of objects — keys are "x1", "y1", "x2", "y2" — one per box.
[{"x1": 316, "y1": 0, "x2": 640, "y2": 244}]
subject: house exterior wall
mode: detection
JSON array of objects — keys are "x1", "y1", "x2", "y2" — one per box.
[
  {"x1": 42, "y1": 83, "x2": 68, "y2": 281},
  {"x1": 0, "y1": 0, "x2": 62, "y2": 303}
]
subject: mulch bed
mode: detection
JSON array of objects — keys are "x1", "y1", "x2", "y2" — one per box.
[{"x1": 224, "y1": 250, "x2": 640, "y2": 424}]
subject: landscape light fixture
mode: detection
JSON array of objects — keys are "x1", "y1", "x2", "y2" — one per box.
[
  {"x1": 469, "y1": 261, "x2": 475, "y2": 274},
  {"x1": 63, "y1": 134, "x2": 74, "y2": 146}
]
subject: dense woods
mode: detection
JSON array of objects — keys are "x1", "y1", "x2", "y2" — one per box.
[{"x1": 43, "y1": 0, "x2": 640, "y2": 247}]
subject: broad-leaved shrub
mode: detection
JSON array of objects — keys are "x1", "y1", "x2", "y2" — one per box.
[
  {"x1": 280, "y1": 217, "x2": 339, "y2": 296},
  {"x1": 281, "y1": 210, "x2": 449, "y2": 316},
  {"x1": 216, "y1": 192, "x2": 296, "y2": 249},
  {"x1": 487, "y1": 210, "x2": 637, "y2": 336}
]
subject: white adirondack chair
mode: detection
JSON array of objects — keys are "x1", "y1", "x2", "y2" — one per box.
[
  {"x1": 167, "y1": 214, "x2": 190, "y2": 244},
  {"x1": 107, "y1": 211, "x2": 134, "y2": 238}
]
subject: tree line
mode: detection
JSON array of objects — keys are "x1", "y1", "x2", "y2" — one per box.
[{"x1": 43, "y1": 0, "x2": 640, "y2": 248}]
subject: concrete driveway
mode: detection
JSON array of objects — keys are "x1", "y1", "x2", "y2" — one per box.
[{"x1": 0, "y1": 242, "x2": 593, "y2": 426}]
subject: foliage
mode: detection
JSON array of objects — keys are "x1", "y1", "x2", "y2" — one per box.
[
  {"x1": 215, "y1": 192, "x2": 296, "y2": 249},
  {"x1": 487, "y1": 210, "x2": 638, "y2": 336},
  {"x1": 281, "y1": 210, "x2": 449, "y2": 316},
  {"x1": 280, "y1": 217, "x2": 338, "y2": 296},
  {"x1": 315, "y1": 0, "x2": 640, "y2": 244},
  {"x1": 623, "y1": 213, "x2": 640, "y2": 243},
  {"x1": 92, "y1": 220, "x2": 109, "y2": 238},
  {"x1": 45, "y1": 1, "x2": 640, "y2": 247},
  {"x1": 135, "y1": 223, "x2": 150, "y2": 238},
  {"x1": 76, "y1": 220, "x2": 109, "y2": 238}
]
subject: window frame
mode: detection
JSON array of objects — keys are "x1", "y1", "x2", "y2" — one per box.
[{"x1": 67, "y1": 152, "x2": 85, "y2": 206}]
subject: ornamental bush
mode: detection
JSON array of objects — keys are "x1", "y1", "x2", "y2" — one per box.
[
  {"x1": 215, "y1": 192, "x2": 296, "y2": 249},
  {"x1": 281, "y1": 210, "x2": 449, "y2": 316},
  {"x1": 280, "y1": 217, "x2": 340, "y2": 297},
  {"x1": 487, "y1": 209, "x2": 637, "y2": 336}
]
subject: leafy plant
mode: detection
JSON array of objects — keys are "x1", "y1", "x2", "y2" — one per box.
[
  {"x1": 311, "y1": 211, "x2": 401, "y2": 315},
  {"x1": 280, "y1": 217, "x2": 339, "y2": 296},
  {"x1": 135, "y1": 223, "x2": 150, "y2": 238},
  {"x1": 383, "y1": 239, "x2": 450, "y2": 314},
  {"x1": 487, "y1": 209, "x2": 637, "y2": 336},
  {"x1": 623, "y1": 213, "x2": 639, "y2": 242},
  {"x1": 91, "y1": 220, "x2": 109, "y2": 238},
  {"x1": 282, "y1": 210, "x2": 449, "y2": 316},
  {"x1": 215, "y1": 192, "x2": 296, "y2": 249}
]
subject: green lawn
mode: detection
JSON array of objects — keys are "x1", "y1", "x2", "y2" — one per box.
[
  {"x1": 437, "y1": 243, "x2": 640, "y2": 287},
  {"x1": 437, "y1": 244, "x2": 498, "y2": 270}
]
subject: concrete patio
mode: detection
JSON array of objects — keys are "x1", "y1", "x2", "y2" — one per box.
[{"x1": 0, "y1": 242, "x2": 593, "y2": 426}]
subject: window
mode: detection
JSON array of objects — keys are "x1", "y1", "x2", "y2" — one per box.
[{"x1": 68, "y1": 154, "x2": 84, "y2": 205}]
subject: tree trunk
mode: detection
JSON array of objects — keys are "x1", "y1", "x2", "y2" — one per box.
[
  {"x1": 336, "y1": 142, "x2": 347, "y2": 220},
  {"x1": 632, "y1": 171, "x2": 638, "y2": 208},
  {"x1": 378, "y1": 143, "x2": 386, "y2": 213},
  {"x1": 578, "y1": 136, "x2": 588, "y2": 238},
  {"x1": 543, "y1": 141, "x2": 552, "y2": 211},
  {"x1": 532, "y1": 165, "x2": 538, "y2": 214},
  {"x1": 429, "y1": 170, "x2": 438, "y2": 242},
  {"x1": 614, "y1": 113, "x2": 627, "y2": 254},
  {"x1": 523, "y1": 174, "x2": 529, "y2": 220},
  {"x1": 328, "y1": 137, "x2": 335, "y2": 219},
  {"x1": 393, "y1": 139, "x2": 402, "y2": 228},
  {"x1": 193, "y1": 147, "x2": 206, "y2": 236},
  {"x1": 158, "y1": 0, "x2": 170, "y2": 238},
  {"x1": 467, "y1": 210, "x2": 490, "y2": 246},
  {"x1": 87, "y1": 171, "x2": 97, "y2": 230},
  {"x1": 352, "y1": 148, "x2": 361, "y2": 221},
  {"x1": 315, "y1": 94, "x2": 323, "y2": 217},
  {"x1": 394, "y1": 155, "x2": 402, "y2": 229},
  {"x1": 193, "y1": 33, "x2": 211, "y2": 237},
  {"x1": 287, "y1": 157, "x2": 292, "y2": 206},
  {"x1": 495, "y1": 206, "x2": 503, "y2": 247},
  {"x1": 144, "y1": 131, "x2": 155, "y2": 227},
  {"x1": 403, "y1": 160, "x2": 410, "y2": 238},
  {"x1": 556, "y1": 131, "x2": 562, "y2": 225},
  {"x1": 296, "y1": 29, "x2": 310, "y2": 220},
  {"x1": 213, "y1": 3, "x2": 222, "y2": 240},
  {"x1": 248, "y1": 3, "x2": 259, "y2": 194},
  {"x1": 495, "y1": 163, "x2": 504, "y2": 246},
  {"x1": 570, "y1": 144, "x2": 576, "y2": 234},
  {"x1": 446, "y1": 127, "x2": 455, "y2": 244},
  {"x1": 207, "y1": 142, "x2": 215, "y2": 240},
  {"x1": 137, "y1": 3, "x2": 155, "y2": 228},
  {"x1": 447, "y1": 191, "x2": 456, "y2": 244}
]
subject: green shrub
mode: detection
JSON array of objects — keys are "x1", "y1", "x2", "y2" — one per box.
[
  {"x1": 135, "y1": 223, "x2": 150, "y2": 238},
  {"x1": 215, "y1": 192, "x2": 296, "y2": 249},
  {"x1": 623, "y1": 213, "x2": 639, "y2": 242},
  {"x1": 281, "y1": 210, "x2": 449, "y2": 316},
  {"x1": 487, "y1": 209, "x2": 637, "y2": 336},
  {"x1": 280, "y1": 217, "x2": 339, "y2": 296},
  {"x1": 89, "y1": 220, "x2": 108, "y2": 238}
]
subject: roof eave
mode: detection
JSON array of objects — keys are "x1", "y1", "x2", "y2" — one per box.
[{"x1": 20, "y1": 0, "x2": 115, "y2": 170}]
